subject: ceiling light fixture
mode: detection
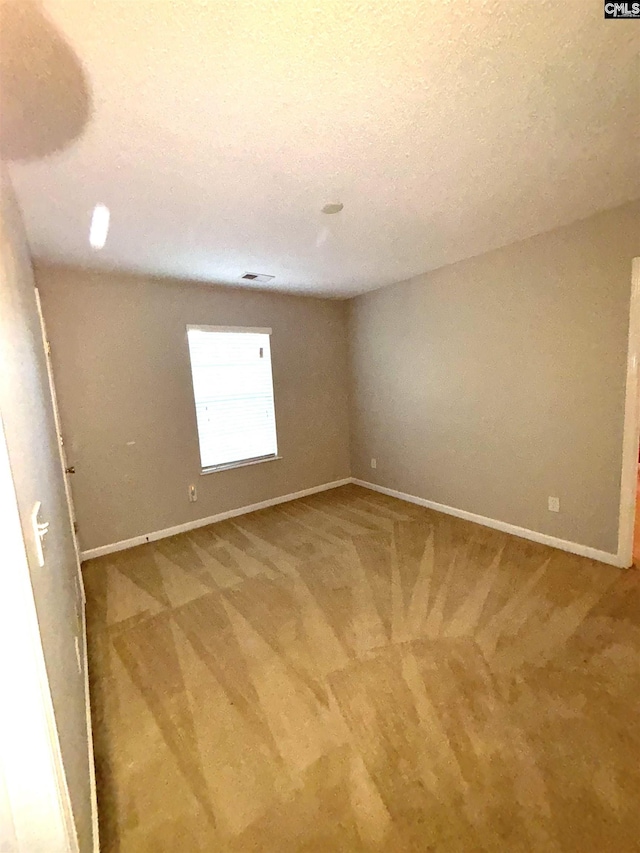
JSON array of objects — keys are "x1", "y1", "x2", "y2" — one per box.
[
  {"x1": 321, "y1": 202, "x2": 344, "y2": 215},
  {"x1": 89, "y1": 203, "x2": 110, "y2": 249}
]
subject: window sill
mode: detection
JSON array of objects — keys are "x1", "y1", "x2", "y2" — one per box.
[{"x1": 200, "y1": 455, "x2": 282, "y2": 475}]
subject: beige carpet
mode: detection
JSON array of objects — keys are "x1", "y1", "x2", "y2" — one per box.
[{"x1": 83, "y1": 484, "x2": 640, "y2": 852}]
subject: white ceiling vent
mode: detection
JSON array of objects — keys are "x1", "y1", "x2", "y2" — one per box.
[{"x1": 241, "y1": 272, "x2": 275, "y2": 282}]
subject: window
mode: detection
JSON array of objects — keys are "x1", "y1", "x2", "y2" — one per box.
[{"x1": 186, "y1": 326, "x2": 279, "y2": 472}]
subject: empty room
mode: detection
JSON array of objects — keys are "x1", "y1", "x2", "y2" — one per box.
[{"x1": 1, "y1": 1, "x2": 640, "y2": 851}]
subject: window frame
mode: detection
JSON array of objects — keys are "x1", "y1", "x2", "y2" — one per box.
[{"x1": 186, "y1": 324, "x2": 281, "y2": 475}]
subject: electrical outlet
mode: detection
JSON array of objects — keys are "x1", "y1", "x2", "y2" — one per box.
[
  {"x1": 189, "y1": 484, "x2": 197, "y2": 502},
  {"x1": 371, "y1": 458, "x2": 377, "y2": 469},
  {"x1": 548, "y1": 496, "x2": 560, "y2": 513}
]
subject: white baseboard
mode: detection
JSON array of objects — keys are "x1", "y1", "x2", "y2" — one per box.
[
  {"x1": 80, "y1": 475, "x2": 627, "y2": 569},
  {"x1": 352, "y1": 479, "x2": 625, "y2": 568},
  {"x1": 80, "y1": 478, "x2": 352, "y2": 561}
]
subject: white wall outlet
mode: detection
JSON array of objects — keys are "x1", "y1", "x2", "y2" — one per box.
[
  {"x1": 189, "y1": 484, "x2": 197, "y2": 502},
  {"x1": 371, "y1": 458, "x2": 377, "y2": 469},
  {"x1": 548, "y1": 496, "x2": 560, "y2": 513}
]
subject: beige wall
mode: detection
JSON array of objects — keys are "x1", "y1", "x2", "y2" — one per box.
[
  {"x1": 349, "y1": 202, "x2": 640, "y2": 555},
  {"x1": 0, "y1": 174, "x2": 94, "y2": 850},
  {"x1": 34, "y1": 202, "x2": 639, "y2": 559},
  {"x1": 36, "y1": 266, "x2": 351, "y2": 551}
]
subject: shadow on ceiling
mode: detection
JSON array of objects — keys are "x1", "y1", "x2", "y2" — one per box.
[{"x1": 0, "y1": 0, "x2": 92, "y2": 161}]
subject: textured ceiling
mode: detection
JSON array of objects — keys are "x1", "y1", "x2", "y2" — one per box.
[{"x1": 5, "y1": 0, "x2": 640, "y2": 297}]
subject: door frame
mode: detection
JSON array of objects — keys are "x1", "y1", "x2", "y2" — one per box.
[
  {"x1": 34, "y1": 287, "x2": 82, "y2": 568},
  {"x1": 617, "y1": 256, "x2": 640, "y2": 568},
  {"x1": 34, "y1": 286, "x2": 100, "y2": 852}
]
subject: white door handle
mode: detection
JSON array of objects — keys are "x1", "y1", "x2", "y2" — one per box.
[{"x1": 31, "y1": 502, "x2": 48, "y2": 567}]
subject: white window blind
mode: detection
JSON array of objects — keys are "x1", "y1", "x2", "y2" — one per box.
[{"x1": 187, "y1": 326, "x2": 278, "y2": 472}]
